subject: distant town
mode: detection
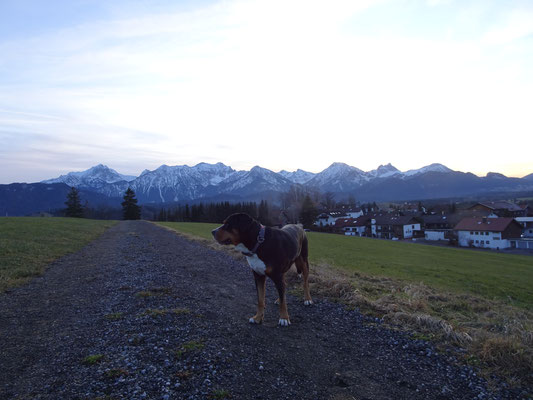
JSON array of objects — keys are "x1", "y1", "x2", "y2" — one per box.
[{"x1": 314, "y1": 200, "x2": 533, "y2": 252}]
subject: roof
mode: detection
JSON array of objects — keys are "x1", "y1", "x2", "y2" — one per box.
[
  {"x1": 335, "y1": 216, "x2": 370, "y2": 228},
  {"x1": 470, "y1": 201, "x2": 523, "y2": 212},
  {"x1": 374, "y1": 215, "x2": 419, "y2": 226},
  {"x1": 453, "y1": 217, "x2": 517, "y2": 232},
  {"x1": 421, "y1": 214, "x2": 450, "y2": 224}
]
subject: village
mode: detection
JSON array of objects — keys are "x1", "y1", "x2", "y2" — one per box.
[{"x1": 315, "y1": 200, "x2": 533, "y2": 252}]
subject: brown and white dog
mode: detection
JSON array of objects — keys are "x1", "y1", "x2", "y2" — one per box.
[{"x1": 212, "y1": 213, "x2": 313, "y2": 326}]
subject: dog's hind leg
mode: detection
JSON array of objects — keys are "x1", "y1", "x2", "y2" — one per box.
[
  {"x1": 250, "y1": 272, "x2": 266, "y2": 324},
  {"x1": 297, "y1": 235, "x2": 313, "y2": 306},
  {"x1": 295, "y1": 256, "x2": 313, "y2": 306}
]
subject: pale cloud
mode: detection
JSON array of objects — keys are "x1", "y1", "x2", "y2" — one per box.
[{"x1": 483, "y1": 9, "x2": 533, "y2": 45}]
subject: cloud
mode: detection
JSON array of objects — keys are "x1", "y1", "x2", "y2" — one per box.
[
  {"x1": 483, "y1": 8, "x2": 533, "y2": 45},
  {"x1": 0, "y1": 0, "x2": 532, "y2": 182}
]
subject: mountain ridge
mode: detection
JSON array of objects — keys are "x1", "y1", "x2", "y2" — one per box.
[{"x1": 1, "y1": 161, "x2": 532, "y2": 215}]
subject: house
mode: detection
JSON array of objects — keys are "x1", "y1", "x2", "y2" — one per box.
[
  {"x1": 468, "y1": 201, "x2": 526, "y2": 218},
  {"x1": 515, "y1": 217, "x2": 533, "y2": 238},
  {"x1": 315, "y1": 211, "x2": 347, "y2": 226},
  {"x1": 421, "y1": 214, "x2": 453, "y2": 241},
  {"x1": 371, "y1": 215, "x2": 422, "y2": 240},
  {"x1": 335, "y1": 216, "x2": 371, "y2": 236},
  {"x1": 345, "y1": 208, "x2": 363, "y2": 219},
  {"x1": 454, "y1": 217, "x2": 522, "y2": 249}
]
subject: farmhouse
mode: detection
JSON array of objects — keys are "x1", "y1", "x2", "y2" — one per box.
[
  {"x1": 315, "y1": 211, "x2": 347, "y2": 226},
  {"x1": 454, "y1": 217, "x2": 522, "y2": 250},
  {"x1": 335, "y1": 216, "x2": 371, "y2": 236},
  {"x1": 421, "y1": 214, "x2": 453, "y2": 241},
  {"x1": 468, "y1": 201, "x2": 526, "y2": 217},
  {"x1": 371, "y1": 215, "x2": 421, "y2": 240}
]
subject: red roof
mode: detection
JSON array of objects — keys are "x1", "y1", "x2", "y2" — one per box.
[{"x1": 453, "y1": 217, "x2": 516, "y2": 232}]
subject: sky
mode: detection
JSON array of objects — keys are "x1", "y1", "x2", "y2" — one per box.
[{"x1": 1, "y1": 0, "x2": 532, "y2": 183}]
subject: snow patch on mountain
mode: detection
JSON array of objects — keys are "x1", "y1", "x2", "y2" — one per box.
[
  {"x1": 278, "y1": 169, "x2": 316, "y2": 184},
  {"x1": 403, "y1": 163, "x2": 453, "y2": 177}
]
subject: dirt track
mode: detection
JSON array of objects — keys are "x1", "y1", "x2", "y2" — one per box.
[{"x1": 0, "y1": 221, "x2": 524, "y2": 399}]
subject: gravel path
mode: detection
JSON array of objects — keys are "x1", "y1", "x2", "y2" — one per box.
[{"x1": 0, "y1": 221, "x2": 527, "y2": 399}]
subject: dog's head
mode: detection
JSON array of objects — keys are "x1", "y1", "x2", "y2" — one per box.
[{"x1": 212, "y1": 213, "x2": 257, "y2": 246}]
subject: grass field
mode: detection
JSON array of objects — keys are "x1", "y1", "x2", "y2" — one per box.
[
  {"x1": 0, "y1": 217, "x2": 117, "y2": 292},
  {"x1": 156, "y1": 222, "x2": 533, "y2": 309}
]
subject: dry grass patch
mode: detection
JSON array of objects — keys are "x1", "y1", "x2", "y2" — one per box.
[{"x1": 292, "y1": 262, "x2": 533, "y2": 388}]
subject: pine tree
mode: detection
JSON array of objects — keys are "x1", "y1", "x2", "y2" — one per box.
[
  {"x1": 299, "y1": 194, "x2": 318, "y2": 229},
  {"x1": 65, "y1": 187, "x2": 84, "y2": 218},
  {"x1": 122, "y1": 188, "x2": 141, "y2": 220}
]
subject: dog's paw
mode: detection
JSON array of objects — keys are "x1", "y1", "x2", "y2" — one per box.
[
  {"x1": 249, "y1": 317, "x2": 262, "y2": 324},
  {"x1": 297, "y1": 273, "x2": 302, "y2": 279},
  {"x1": 278, "y1": 318, "x2": 291, "y2": 327},
  {"x1": 304, "y1": 300, "x2": 313, "y2": 306},
  {"x1": 274, "y1": 298, "x2": 280, "y2": 305}
]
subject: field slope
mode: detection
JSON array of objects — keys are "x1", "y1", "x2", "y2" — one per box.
[
  {"x1": 0, "y1": 217, "x2": 116, "y2": 292},
  {"x1": 156, "y1": 222, "x2": 533, "y2": 309}
]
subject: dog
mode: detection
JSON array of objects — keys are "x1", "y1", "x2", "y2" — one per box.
[{"x1": 212, "y1": 213, "x2": 313, "y2": 326}]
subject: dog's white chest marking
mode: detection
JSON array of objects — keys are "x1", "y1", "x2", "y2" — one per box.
[{"x1": 235, "y1": 243, "x2": 266, "y2": 275}]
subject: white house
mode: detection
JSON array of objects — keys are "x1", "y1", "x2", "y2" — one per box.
[
  {"x1": 315, "y1": 211, "x2": 347, "y2": 226},
  {"x1": 454, "y1": 217, "x2": 523, "y2": 250}
]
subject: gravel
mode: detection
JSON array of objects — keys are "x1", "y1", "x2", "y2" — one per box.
[{"x1": 0, "y1": 220, "x2": 530, "y2": 399}]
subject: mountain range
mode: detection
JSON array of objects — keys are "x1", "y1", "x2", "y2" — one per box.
[{"x1": 1, "y1": 162, "x2": 533, "y2": 216}]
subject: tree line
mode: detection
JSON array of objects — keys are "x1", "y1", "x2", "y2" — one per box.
[
  {"x1": 154, "y1": 200, "x2": 272, "y2": 225},
  {"x1": 62, "y1": 186, "x2": 325, "y2": 228}
]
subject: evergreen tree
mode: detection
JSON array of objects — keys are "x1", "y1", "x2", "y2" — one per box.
[
  {"x1": 122, "y1": 188, "x2": 141, "y2": 220},
  {"x1": 258, "y1": 200, "x2": 270, "y2": 225},
  {"x1": 64, "y1": 187, "x2": 84, "y2": 218},
  {"x1": 299, "y1": 194, "x2": 318, "y2": 229}
]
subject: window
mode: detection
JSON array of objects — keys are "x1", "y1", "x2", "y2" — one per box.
[
  {"x1": 487, "y1": 241, "x2": 490, "y2": 244},
  {"x1": 485, "y1": 232, "x2": 489, "y2": 236},
  {"x1": 475, "y1": 232, "x2": 479, "y2": 235},
  {"x1": 470, "y1": 231, "x2": 473, "y2": 235},
  {"x1": 475, "y1": 240, "x2": 479, "y2": 243}
]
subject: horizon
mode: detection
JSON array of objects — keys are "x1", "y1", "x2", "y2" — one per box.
[
  {"x1": 1, "y1": 0, "x2": 532, "y2": 183},
  {"x1": 6, "y1": 160, "x2": 532, "y2": 185}
]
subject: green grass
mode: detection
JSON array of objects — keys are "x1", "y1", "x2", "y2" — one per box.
[
  {"x1": 156, "y1": 222, "x2": 533, "y2": 309},
  {"x1": 0, "y1": 217, "x2": 117, "y2": 292},
  {"x1": 157, "y1": 221, "x2": 218, "y2": 240},
  {"x1": 308, "y1": 233, "x2": 533, "y2": 309},
  {"x1": 82, "y1": 354, "x2": 105, "y2": 365}
]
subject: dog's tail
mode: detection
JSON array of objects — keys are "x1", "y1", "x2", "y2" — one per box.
[{"x1": 295, "y1": 234, "x2": 309, "y2": 274}]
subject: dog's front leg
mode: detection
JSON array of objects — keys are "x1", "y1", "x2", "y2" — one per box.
[
  {"x1": 272, "y1": 274, "x2": 290, "y2": 326},
  {"x1": 249, "y1": 272, "x2": 266, "y2": 324}
]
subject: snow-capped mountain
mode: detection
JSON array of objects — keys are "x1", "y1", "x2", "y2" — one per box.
[
  {"x1": 211, "y1": 166, "x2": 293, "y2": 197},
  {"x1": 102, "y1": 162, "x2": 236, "y2": 203},
  {"x1": 25, "y1": 161, "x2": 533, "y2": 210},
  {"x1": 278, "y1": 169, "x2": 316, "y2": 184},
  {"x1": 306, "y1": 162, "x2": 368, "y2": 192},
  {"x1": 42, "y1": 164, "x2": 135, "y2": 189},
  {"x1": 367, "y1": 163, "x2": 401, "y2": 179}
]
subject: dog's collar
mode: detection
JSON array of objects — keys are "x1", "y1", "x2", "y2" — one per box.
[{"x1": 240, "y1": 225, "x2": 265, "y2": 257}]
